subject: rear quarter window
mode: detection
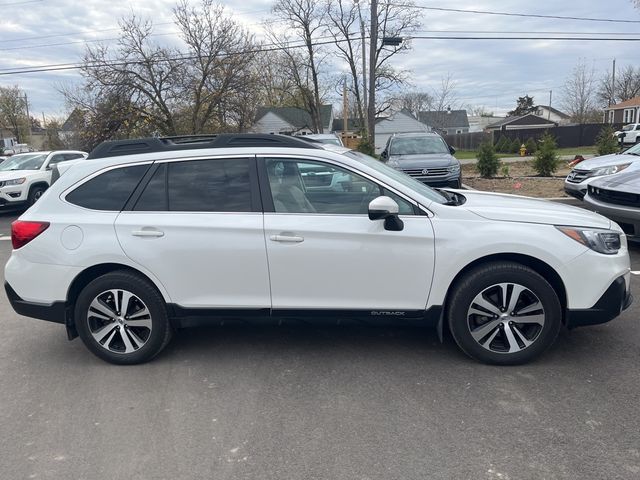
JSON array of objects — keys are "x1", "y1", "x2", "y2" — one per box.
[{"x1": 66, "y1": 165, "x2": 150, "y2": 211}]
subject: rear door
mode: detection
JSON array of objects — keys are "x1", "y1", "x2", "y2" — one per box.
[{"x1": 115, "y1": 156, "x2": 271, "y2": 310}]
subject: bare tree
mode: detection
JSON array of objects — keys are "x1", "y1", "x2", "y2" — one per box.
[
  {"x1": 431, "y1": 73, "x2": 458, "y2": 112},
  {"x1": 598, "y1": 65, "x2": 640, "y2": 106},
  {"x1": 393, "y1": 91, "x2": 434, "y2": 117},
  {"x1": 173, "y1": 0, "x2": 258, "y2": 133},
  {"x1": 561, "y1": 61, "x2": 600, "y2": 124},
  {"x1": 270, "y1": 0, "x2": 326, "y2": 133},
  {"x1": 0, "y1": 85, "x2": 28, "y2": 142}
]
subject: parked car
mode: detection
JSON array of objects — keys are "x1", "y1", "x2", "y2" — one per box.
[
  {"x1": 297, "y1": 133, "x2": 344, "y2": 147},
  {"x1": 0, "y1": 150, "x2": 87, "y2": 208},
  {"x1": 0, "y1": 156, "x2": 8, "y2": 164},
  {"x1": 4, "y1": 134, "x2": 631, "y2": 366},
  {"x1": 614, "y1": 123, "x2": 640, "y2": 145},
  {"x1": 564, "y1": 142, "x2": 640, "y2": 199},
  {"x1": 380, "y1": 132, "x2": 461, "y2": 188},
  {"x1": 584, "y1": 170, "x2": 640, "y2": 240}
]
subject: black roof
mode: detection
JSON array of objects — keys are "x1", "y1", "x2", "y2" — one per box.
[
  {"x1": 88, "y1": 134, "x2": 321, "y2": 159},
  {"x1": 418, "y1": 110, "x2": 469, "y2": 129}
]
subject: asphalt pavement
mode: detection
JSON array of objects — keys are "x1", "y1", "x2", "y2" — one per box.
[{"x1": 1, "y1": 209, "x2": 639, "y2": 480}]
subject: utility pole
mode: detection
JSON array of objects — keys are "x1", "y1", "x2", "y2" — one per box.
[
  {"x1": 343, "y1": 77, "x2": 348, "y2": 136},
  {"x1": 611, "y1": 58, "x2": 616, "y2": 106},
  {"x1": 367, "y1": 0, "x2": 378, "y2": 147},
  {"x1": 23, "y1": 93, "x2": 31, "y2": 144},
  {"x1": 548, "y1": 90, "x2": 552, "y2": 120},
  {"x1": 356, "y1": 0, "x2": 367, "y2": 130}
]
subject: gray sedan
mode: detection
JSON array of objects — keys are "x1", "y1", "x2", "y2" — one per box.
[{"x1": 584, "y1": 170, "x2": 640, "y2": 240}]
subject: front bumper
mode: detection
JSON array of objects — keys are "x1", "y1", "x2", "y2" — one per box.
[
  {"x1": 5, "y1": 282, "x2": 67, "y2": 324},
  {"x1": 565, "y1": 275, "x2": 632, "y2": 328},
  {"x1": 583, "y1": 193, "x2": 640, "y2": 238},
  {"x1": 564, "y1": 181, "x2": 587, "y2": 200}
]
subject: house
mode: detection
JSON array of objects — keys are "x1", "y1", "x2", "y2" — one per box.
[
  {"x1": 374, "y1": 109, "x2": 431, "y2": 153},
  {"x1": 331, "y1": 117, "x2": 366, "y2": 135},
  {"x1": 418, "y1": 109, "x2": 469, "y2": 135},
  {"x1": 468, "y1": 115, "x2": 506, "y2": 133},
  {"x1": 486, "y1": 114, "x2": 557, "y2": 132},
  {"x1": 604, "y1": 97, "x2": 640, "y2": 124},
  {"x1": 252, "y1": 105, "x2": 334, "y2": 135},
  {"x1": 535, "y1": 105, "x2": 571, "y2": 124}
]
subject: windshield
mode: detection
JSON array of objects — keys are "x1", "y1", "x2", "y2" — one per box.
[
  {"x1": 0, "y1": 153, "x2": 48, "y2": 171},
  {"x1": 320, "y1": 138, "x2": 342, "y2": 146},
  {"x1": 346, "y1": 151, "x2": 448, "y2": 204},
  {"x1": 389, "y1": 136, "x2": 449, "y2": 155},
  {"x1": 625, "y1": 143, "x2": 640, "y2": 154},
  {"x1": 623, "y1": 125, "x2": 635, "y2": 131}
]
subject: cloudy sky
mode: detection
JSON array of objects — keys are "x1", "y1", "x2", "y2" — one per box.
[{"x1": 0, "y1": 0, "x2": 638, "y2": 121}]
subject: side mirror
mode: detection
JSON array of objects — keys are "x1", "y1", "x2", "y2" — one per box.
[
  {"x1": 368, "y1": 196, "x2": 404, "y2": 231},
  {"x1": 449, "y1": 145, "x2": 456, "y2": 155},
  {"x1": 380, "y1": 150, "x2": 388, "y2": 160}
]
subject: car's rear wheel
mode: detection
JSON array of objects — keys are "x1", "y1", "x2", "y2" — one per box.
[
  {"x1": 447, "y1": 261, "x2": 562, "y2": 365},
  {"x1": 74, "y1": 271, "x2": 172, "y2": 365}
]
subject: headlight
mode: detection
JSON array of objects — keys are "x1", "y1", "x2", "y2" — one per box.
[
  {"x1": 3, "y1": 177, "x2": 26, "y2": 186},
  {"x1": 556, "y1": 226, "x2": 621, "y2": 255},
  {"x1": 447, "y1": 164, "x2": 460, "y2": 173},
  {"x1": 590, "y1": 163, "x2": 630, "y2": 177}
]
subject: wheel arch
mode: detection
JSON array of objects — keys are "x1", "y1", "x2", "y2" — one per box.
[
  {"x1": 28, "y1": 181, "x2": 49, "y2": 193},
  {"x1": 65, "y1": 263, "x2": 170, "y2": 338},
  {"x1": 440, "y1": 253, "x2": 568, "y2": 334}
]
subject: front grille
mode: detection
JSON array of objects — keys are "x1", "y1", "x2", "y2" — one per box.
[
  {"x1": 589, "y1": 185, "x2": 640, "y2": 208},
  {"x1": 566, "y1": 169, "x2": 591, "y2": 183},
  {"x1": 402, "y1": 167, "x2": 449, "y2": 177}
]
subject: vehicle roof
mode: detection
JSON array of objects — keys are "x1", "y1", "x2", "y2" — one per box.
[{"x1": 391, "y1": 132, "x2": 441, "y2": 138}]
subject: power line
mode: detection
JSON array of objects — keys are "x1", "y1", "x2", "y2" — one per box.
[
  {"x1": 415, "y1": 29, "x2": 640, "y2": 36},
  {"x1": 0, "y1": 35, "x2": 360, "y2": 76},
  {"x1": 0, "y1": 0, "x2": 43, "y2": 5},
  {"x1": 395, "y1": 4, "x2": 640, "y2": 24},
  {"x1": 2, "y1": 23, "x2": 176, "y2": 44},
  {"x1": 409, "y1": 35, "x2": 640, "y2": 41}
]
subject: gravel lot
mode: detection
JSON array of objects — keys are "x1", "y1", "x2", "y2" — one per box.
[{"x1": 1, "y1": 210, "x2": 639, "y2": 480}]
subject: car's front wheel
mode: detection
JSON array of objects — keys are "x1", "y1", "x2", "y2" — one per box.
[
  {"x1": 74, "y1": 271, "x2": 172, "y2": 365},
  {"x1": 447, "y1": 261, "x2": 562, "y2": 365}
]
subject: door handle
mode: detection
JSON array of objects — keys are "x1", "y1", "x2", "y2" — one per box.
[
  {"x1": 132, "y1": 229, "x2": 164, "y2": 238},
  {"x1": 270, "y1": 234, "x2": 304, "y2": 243}
]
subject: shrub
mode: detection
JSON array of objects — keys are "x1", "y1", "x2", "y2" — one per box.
[
  {"x1": 357, "y1": 137, "x2": 376, "y2": 156},
  {"x1": 525, "y1": 137, "x2": 537, "y2": 155},
  {"x1": 501, "y1": 164, "x2": 510, "y2": 178},
  {"x1": 510, "y1": 137, "x2": 522, "y2": 154},
  {"x1": 533, "y1": 133, "x2": 559, "y2": 176},
  {"x1": 596, "y1": 125, "x2": 619, "y2": 156},
  {"x1": 495, "y1": 135, "x2": 509, "y2": 153},
  {"x1": 476, "y1": 141, "x2": 501, "y2": 177}
]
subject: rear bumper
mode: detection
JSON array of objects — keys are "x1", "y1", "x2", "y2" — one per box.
[
  {"x1": 4, "y1": 282, "x2": 66, "y2": 324},
  {"x1": 565, "y1": 275, "x2": 632, "y2": 328}
]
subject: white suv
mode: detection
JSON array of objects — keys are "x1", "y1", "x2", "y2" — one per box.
[
  {"x1": 0, "y1": 150, "x2": 87, "y2": 208},
  {"x1": 4, "y1": 135, "x2": 632, "y2": 365}
]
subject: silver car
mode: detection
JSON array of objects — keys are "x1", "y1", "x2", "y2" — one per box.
[
  {"x1": 584, "y1": 169, "x2": 640, "y2": 239},
  {"x1": 565, "y1": 143, "x2": 640, "y2": 199}
]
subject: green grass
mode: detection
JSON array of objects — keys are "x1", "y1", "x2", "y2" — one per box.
[
  {"x1": 455, "y1": 150, "x2": 511, "y2": 160},
  {"x1": 454, "y1": 145, "x2": 597, "y2": 160}
]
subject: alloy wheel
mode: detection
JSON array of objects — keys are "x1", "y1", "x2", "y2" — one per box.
[
  {"x1": 466, "y1": 282, "x2": 546, "y2": 354},
  {"x1": 87, "y1": 289, "x2": 153, "y2": 354}
]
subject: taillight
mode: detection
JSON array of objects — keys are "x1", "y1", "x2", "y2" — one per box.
[{"x1": 11, "y1": 221, "x2": 50, "y2": 249}]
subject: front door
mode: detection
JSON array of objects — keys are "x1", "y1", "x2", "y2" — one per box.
[{"x1": 260, "y1": 157, "x2": 435, "y2": 313}]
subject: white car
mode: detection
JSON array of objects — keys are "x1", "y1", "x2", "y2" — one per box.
[
  {"x1": 0, "y1": 150, "x2": 87, "y2": 208},
  {"x1": 564, "y1": 142, "x2": 640, "y2": 199},
  {"x1": 615, "y1": 123, "x2": 640, "y2": 144},
  {"x1": 297, "y1": 133, "x2": 344, "y2": 147},
  {"x1": 4, "y1": 135, "x2": 632, "y2": 365}
]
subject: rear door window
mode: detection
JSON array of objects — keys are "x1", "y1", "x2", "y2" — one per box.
[
  {"x1": 133, "y1": 158, "x2": 256, "y2": 212},
  {"x1": 66, "y1": 165, "x2": 150, "y2": 211}
]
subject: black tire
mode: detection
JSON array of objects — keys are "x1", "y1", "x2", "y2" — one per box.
[
  {"x1": 447, "y1": 261, "x2": 562, "y2": 365},
  {"x1": 74, "y1": 271, "x2": 172, "y2": 365},
  {"x1": 28, "y1": 185, "x2": 46, "y2": 206}
]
